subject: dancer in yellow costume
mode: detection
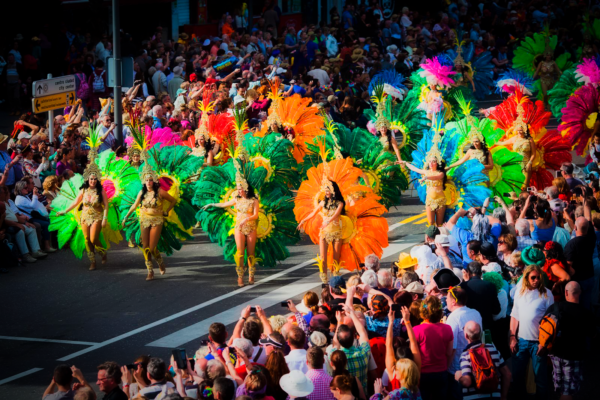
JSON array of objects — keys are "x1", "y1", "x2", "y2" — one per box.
[
  {"x1": 400, "y1": 141, "x2": 448, "y2": 226},
  {"x1": 57, "y1": 148, "x2": 109, "y2": 270},
  {"x1": 122, "y1": 158, "x2": 176, "y2": 281},
  {"x1": 202, "y1": 160, "x2": 260, "y2": 287},
  {"x1": 297, "y1": 166, "x2": 345, "y2": 283}
]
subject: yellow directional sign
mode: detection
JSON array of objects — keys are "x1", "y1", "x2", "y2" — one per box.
[{"x1": 32, "y1": 91, "x2": 76, "y2": 114}]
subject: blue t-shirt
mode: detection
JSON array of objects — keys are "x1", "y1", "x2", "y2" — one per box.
[{"x1": 292, "y1": 85, "x2": 306, "y2": 96}]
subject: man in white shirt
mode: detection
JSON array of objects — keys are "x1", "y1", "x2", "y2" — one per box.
[
  {"x1": 400, "y1": 7, "x2": 412, "y2": 28},
  {"x1": 326, "y1": 29, "x2": 339, "y2": 57},
  {"x1": 510, "y1": 265, "x2": 554, "y2": 399},
  {"x1": 446, "y1": 285, "x2": 482, "y2": 397},
  {"x1": 307, "y1": 60, "x2": 330, "y2": 86},
  {"x1": 285, "y1": 326, "x2": 308, "y2": 373}
]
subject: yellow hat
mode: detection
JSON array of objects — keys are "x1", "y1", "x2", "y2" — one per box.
[{"x1": 395, "y1": 252, "x2": 418, "y2": 269}]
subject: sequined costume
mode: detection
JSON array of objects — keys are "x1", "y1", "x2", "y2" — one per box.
[
  {"x1": 235, "y1": 197, "x2": 257, "y2": 235},
  {"x1": 140, "y1": 191, "x2": 164, "y2": 228},
  {"x1": 424, "y1": 170, "x2": 447, "y2": 211},
  {"x1": 539, "y1": 61, "x2": 557, "y2": 89},
  {"x1": 80, "y1": 188, "x2": 104, "y2": 226},
  {"x1": 320, "y1": 200, "x2": 343, "y2": 243},
  {"x1": 513, "y1": 136, "x2": 533, "y2": 172}
]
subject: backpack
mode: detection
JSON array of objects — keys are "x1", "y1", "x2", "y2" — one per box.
[
  {"x1": 539, "y1": 303, "x2": 564, "y2": 355},
  {"x1": 92, "y1": 70, "x2": 105, "y2": 93},
  {"x1": 76, "y1": 73, "x2": 90, "y2": 99},
  {"x1": 468, "y1": 345, "x2": 499, "y2": 393}
]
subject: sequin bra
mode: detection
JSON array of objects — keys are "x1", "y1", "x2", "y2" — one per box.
[
  {"x1": 82, "y1": 189, "x2": 102, "y2": 208},
  {"x1": 141, "y1": 191, "x2": 163, "y2": 214}
]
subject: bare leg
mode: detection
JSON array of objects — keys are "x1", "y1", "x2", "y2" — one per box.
[
  {"x1": 90, "y1": 221, "x2": 105, "y2": 264},
  {"x1": 82, "y1": 223, "x2": 95, "y2": 270},
  {"x1": 234, "y1": 229, "x2": 247, "y2": 287},
  {"x1": 332, "y1": 240, "x2": 342, "y2": 275},
  {"x1": 319, "y1": 238, "x2": 329, "y2": 283},
  {"x1": 149, "y1": 225, "x2": 164, "y2": 274},
  {"x1": 426, "y1": 206, "x2": 435, "y2": 226},
  {"x1": 435, "y1": 206, "x2": 446, "y2": 227},
  {"x1": 141, "y1": 226, "x2": 153, "y2": 280},
  {"x1": 246, "y1": 230, "x2": 258, "y2": 284}
]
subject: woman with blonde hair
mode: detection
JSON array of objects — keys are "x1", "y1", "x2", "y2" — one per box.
[
  {"x1": 43, "y1": 175, "x2": 60, "y2": 203},
  {"x1": 412, "y1": 296, "x2": 453, "y2": 400},
  {"x1": 552, "y1": 176, "x2": 570, "y2": 197},
  {"x1": 373, "y1": 359, "x2": 421, "y2": 400}
]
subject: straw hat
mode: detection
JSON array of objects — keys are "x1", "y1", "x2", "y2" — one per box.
[
  {"x1": 395, "y1": 252, "x2": 418, "y2": 269},
  {"x1": 0, "y1": 133, "x2": 9, "y2": 144}
]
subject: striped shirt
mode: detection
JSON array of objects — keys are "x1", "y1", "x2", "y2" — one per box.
[{"x1": 459, "y1": 341, "x2": 505, "y2": 399}]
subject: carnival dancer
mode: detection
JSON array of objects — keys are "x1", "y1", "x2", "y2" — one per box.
[
  {"x1": 54, "y1": 126, "x2": 113, "y2": 270},
  {"x1": 297, "y1": 168, "x2": 345, "y2": 283},
  {"x1": 401, "y1": 141, "x2": 448, "y2": 227},
  {"x1": 294, "y1": 154, "x2": 388, "y2": 283},
  {"x1": 195, "y1": 110, "x2": 299, "y2": 286},
  {"x1": 493, "y1": 107, "x2": 536, "y2": 190},
  {"x1": 533, "y1": 47, "x2": 562, "y2": 109},
  {"x1": 416, "y1": 57, "x2": 455, "y2": 120},
  {"x1": 122, "y1": 159, "x2": 176, "y2": 281},
  {"x1": 202, "y1": 160, "x2": 260, "y2": 287}
]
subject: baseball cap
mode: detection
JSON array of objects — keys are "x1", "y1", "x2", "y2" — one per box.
[
  {"x1": 425, "y1": 225, "x2": 440, "y2": 239},
  {"x1": 404, "y1": 281, "x2": 424, "y2": 294},
  {"x1": 434, "y1": 234, "x2": 450, "y2": 247},
  {"x1": 17, "y1": 132, "x2": 32, "y2": 140},
  {"x1": 329, "y1": 276, "x2": 346, "y2": 291},
  {"x1": 259, "y1": 335, "x2": 283, "y2": 349}
]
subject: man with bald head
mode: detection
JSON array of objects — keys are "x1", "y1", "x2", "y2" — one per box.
[
  {"x1": 543, "y1": 281, "x2": 591, "y2": 399},
  {"x1": 456, "y1": 321, "x2": 511, "y2": 400},
  {"x1": 564, "y1": 215, "x2": 597, "y2": 309}
]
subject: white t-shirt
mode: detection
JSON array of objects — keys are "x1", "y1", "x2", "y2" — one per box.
[
  {"x1": 307, "y1": 69, "x2": 330, "y2": 86},
  {"x1": 446, "y1": 306, "x2": 482, "y2": 374},
  {"x1": 251, "y1": 345, "x2": 268, "y2": 365},
  {"x1": 285, "y1": 349, "x2": 308, "y2": 373},
  {"x1": 511, "y1": 286, "x2": 554, "y2": 340}
]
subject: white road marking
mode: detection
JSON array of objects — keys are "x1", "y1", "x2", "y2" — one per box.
[
  {"x1": 0, "y1": 368, "x2": 44, "y2": 386},
  {"x1": 57, "y1": 257, "x2": 315, "y2": 361},
  {"x1": 0, "y1": 336, "x2": 98, "y2": 346},
  {"x1": 146, "y1": 238, "x2": 420, "y2": 348}
]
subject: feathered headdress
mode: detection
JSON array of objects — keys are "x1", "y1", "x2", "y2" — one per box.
[
  {"x1": 195, "y1": 89, "x2": 216, "y2": 141},
  {"x1": 418, "y1": 57, "x2": 456, "y2": 89},
  {"x1": 455, "y1": 92, "x2": 484, "y2": 143},
  {"x1": 324, "y1": 117, "x2": 343, "y2": 160},
  {"x1": 371, "y1": 83, "x2": 391, "y2": 130},
  {"x1": 453, "y1": 34, "x2": 465, "y2": 66},
  {"x1": 128, "y1": 120, "x2": 158, "y2": 182},
  {"x1": 543, "y1": 24, "x2": 553, "y2": 56},
  {"x1": 83, "y1": 124, "x2": 103, "y2": 181},
  {"x1": 425, "y1": 115, "x2": 445, "y2": 165},
  {"x1": 266, "y1": 77, "x2": 284, "y2": 128},
  {"x1": 233, "y1": 158, "x2": 249, "y2": 191},
  {"x1": 320, "y1": 147, "x2": 335, "y2": 194},
  {"x1": 233, "y1": 107, "x2": 249, "y2": 161}
]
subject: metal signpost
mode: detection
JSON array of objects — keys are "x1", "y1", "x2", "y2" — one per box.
[{"x1": 32, "y1": 74, "x2": 77, "y2": 142}]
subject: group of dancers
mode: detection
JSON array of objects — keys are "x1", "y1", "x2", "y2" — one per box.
[{"x1": 50, "y1": 27, "x2": 600, "y2": 285}]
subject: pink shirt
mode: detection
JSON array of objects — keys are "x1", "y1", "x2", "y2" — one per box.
[{"x1": 413, "y1": 322, "x2": 453, "y2": 373}]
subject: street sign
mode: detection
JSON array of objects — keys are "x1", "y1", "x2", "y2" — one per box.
[
  {"x1": 107, "y1": 57, "x2": 134, "y2": 87},
  {"x1": 32, "y1": 75, "x2": 76, "y2": 98},
  {"x1": 32, "y1": 91, "x2": 76, "y2": 114}
]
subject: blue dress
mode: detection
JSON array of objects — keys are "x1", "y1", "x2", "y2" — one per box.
[{"x1": 531, "y1": 219, "x2": 556, "y2": 242}]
